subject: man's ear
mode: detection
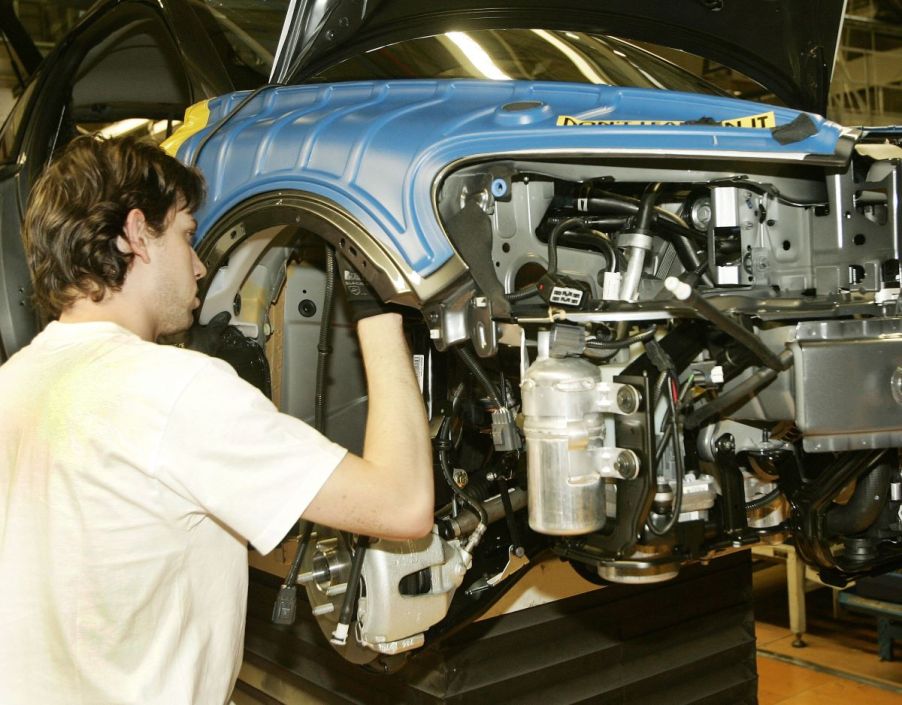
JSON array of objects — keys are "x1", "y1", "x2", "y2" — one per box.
[{"x1": 120, "y1": 208, "x2": 151, "y2": 263}]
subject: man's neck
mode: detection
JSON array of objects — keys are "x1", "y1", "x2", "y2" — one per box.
[{"x1": 59, "y1": 296, "x2": 155, "y2": 341}]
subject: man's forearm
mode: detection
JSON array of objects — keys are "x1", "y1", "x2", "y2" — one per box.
[{"x1": 356, "y1": 313, "x2": 433, "y2": 521}]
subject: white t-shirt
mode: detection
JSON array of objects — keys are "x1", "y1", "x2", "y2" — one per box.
[{"x1": 0, "y1": 321, "x2": 346, "y2": 705}]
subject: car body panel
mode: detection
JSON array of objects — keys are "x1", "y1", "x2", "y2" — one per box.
[{"x1": 175, "y1": 80, "x2": 848, "y2": 279}]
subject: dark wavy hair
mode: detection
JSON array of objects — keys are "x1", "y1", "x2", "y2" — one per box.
[{"x1": 24, "y1": 135, "x2": 206, "y2": 318}]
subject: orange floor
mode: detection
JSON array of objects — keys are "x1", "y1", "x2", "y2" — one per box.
[
  {"x1": 757, "y1": 654, "x2": 902, "y2": 705},
  {"x1": 754, "y1": 566, "x2": 902, "y2": 705}
]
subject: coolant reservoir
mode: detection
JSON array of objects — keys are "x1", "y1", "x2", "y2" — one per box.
[{"x1": 521, "y1": 356, "x2": 608, "y2": 535}]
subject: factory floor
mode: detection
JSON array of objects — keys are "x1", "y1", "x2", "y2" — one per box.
[{"x1": 753, "y1": 561, "x2": 901, "y2": 704}]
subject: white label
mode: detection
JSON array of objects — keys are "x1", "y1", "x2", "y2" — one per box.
[
  {"x1": 602, "y1": 271, "x2": 622, "y2": 300},
  {"x1": 412, "y1": 353, "x2": 425, "y2": 394}
]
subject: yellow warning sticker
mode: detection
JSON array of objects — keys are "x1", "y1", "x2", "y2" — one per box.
[{"x1": 555, "y1": 111, "x2": 777, "y2": 129}]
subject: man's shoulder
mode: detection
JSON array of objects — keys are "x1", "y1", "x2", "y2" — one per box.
[{"x1": 116, "y1": 340, "x2": 240, "y2": 396}]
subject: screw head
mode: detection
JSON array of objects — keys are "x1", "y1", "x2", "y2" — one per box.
[
  {"x1": 613, "y1": 451, "x2": 638, "y2": 479},
  {"x1": 616, "y1": 386, "x2": 639, "y2": 414},
  {"x1": 715, "y1": 434, "x2": 736, "y2": 454}
]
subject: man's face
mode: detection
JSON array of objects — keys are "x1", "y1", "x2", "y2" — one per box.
[{"x1": 148, "y1": 207, "x2": 206, "y2": 338}]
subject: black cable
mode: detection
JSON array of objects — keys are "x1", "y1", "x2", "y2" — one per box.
[
  {"x1": 507, "y1": 215, "x2": 588, "y2": 302},
  {"x1": 586, "y1": 324, "x2": 656, "y2": 350},
  {"x1": 506, "y1": 283, "x2": 539, "y2": 302},
  {"x1": 314, "y1": 248, "x2": 336, "y2": 432},
  {"x1": 647, "y1": 370, "x2": 684, "y2": 536},
  {"x1": 284, "y1": 522, "x2": 313, "y2": 585},
  {"x1": 437, "y1": 384, "x2": 489, "y2": 529},
  {"x1": 454, "y1": 346, "x2": 503, "y2": 409},
  {"x1": 745, "y1": 487, "x2": 782, "y2": 510},
  {"x1": 547, "y1": 216, "x2": 587, "y2": 275}
]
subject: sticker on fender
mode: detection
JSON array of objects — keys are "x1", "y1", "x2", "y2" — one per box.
[{"x1": 555, "y1": 111, "x2": 777, "y2": 128}]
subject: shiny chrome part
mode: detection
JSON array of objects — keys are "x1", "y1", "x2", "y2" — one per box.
[
  {"x1": 597, "y1": 547, "x2": 681, "y2": 584},
  {"x1": 521, "y1": 352, "x2": 640, "y2": 534},
  {"x1": 617, "y1": 231, "x2": 654, "y2": 301}
]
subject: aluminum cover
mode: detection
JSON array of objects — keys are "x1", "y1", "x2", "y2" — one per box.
[{"x1": 791, "y1": 318, "x2": 902, "y2": 452}]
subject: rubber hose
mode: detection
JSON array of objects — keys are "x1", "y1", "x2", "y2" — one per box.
[
  {"x1": 745, "y1": 487, "x2": 782, "y2": 510},
  {"x1": 824, "y1": 463, "x2": 892, "y2": 535},
  {"x1": 636, "y1": 183, "x2": 663, "y2": 233},
  {"x1": 336, "y1": 537, "x2": 368, "y2": 626},
  {"x1": 454, "y1": 346, "x2": 503, "y2": 408},
  {"x1": 547, "y1": 216, "x2": 587, "y2": 275},
  {"x1": 314, "y1": 248, "x2": 337, "y2": 433}
]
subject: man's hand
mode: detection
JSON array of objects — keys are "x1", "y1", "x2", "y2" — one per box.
[
  {"x1": 185, "y1": 310, "x2": 232, "y2": 356},
  {"x1": 336, "y1": 255, "x2": 385, "y2": 323}
]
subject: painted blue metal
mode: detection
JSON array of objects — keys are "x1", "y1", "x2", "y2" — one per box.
[{"x1": 179, "y1": 80, "x2": 846, "y2": 277}]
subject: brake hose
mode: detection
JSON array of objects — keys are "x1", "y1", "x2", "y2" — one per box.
[{"x1": 330, "y1": 536, "x2": 369, "y2": 646}]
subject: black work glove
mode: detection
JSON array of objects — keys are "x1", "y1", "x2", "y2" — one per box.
[
  {"x1": 185, "y1": 310, "x2": 272, "y2": 397},
  {"x1": 185, "y1": 310, "x2": 233, "y2": 356},
  {"x1": 336, "y1": 255, "x2": 386, "y2": 323}
]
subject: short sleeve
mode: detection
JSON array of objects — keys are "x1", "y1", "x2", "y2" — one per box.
[{"x1": 153, "y1": 358, "x2": 346, "y2": 554}]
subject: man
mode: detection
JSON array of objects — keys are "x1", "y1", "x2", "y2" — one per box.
[{"x1": 0, "y1": 136, "x2": 433, "y2": 704}]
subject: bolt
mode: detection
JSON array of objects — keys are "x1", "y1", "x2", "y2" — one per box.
[
  {"x1": 453, "y1": 469, "x2": 469, "y2": 488},
  {"x1": 715, "y1": 434, "x2": 735, "y2": 454},
  {"x1": 312, "y1": 603, "x2": 334, "y2": 616},
  {"x1": 613, "y1": 451, "x2": 638, "y2": 479},
  {"x1": 616, "y1": 386, "x2": 639, "y2": 414}
]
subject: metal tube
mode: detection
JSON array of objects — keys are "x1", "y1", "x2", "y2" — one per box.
[{"x1": 441, "y1": 487, "x2": 528, "y2": 538}]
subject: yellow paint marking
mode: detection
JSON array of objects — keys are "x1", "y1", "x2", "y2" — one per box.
[
  {"x1": 556, "y1": 110, "x2": 777, "y2": 129},
  {"x1": 161, "y1": 100, "x2": 212, "y2": 157}
]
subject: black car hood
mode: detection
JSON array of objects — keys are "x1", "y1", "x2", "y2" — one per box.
[{"x1": 271, "y1": 0, "x2": 846, "y2": 114}]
